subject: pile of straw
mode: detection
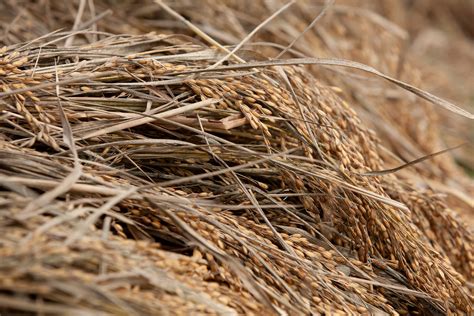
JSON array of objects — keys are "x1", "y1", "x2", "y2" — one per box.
[{"x1": 0, "y1": 0, "x2": 472, "y2": 315}]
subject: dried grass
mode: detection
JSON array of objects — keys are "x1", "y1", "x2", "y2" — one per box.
[{"x1": 0, "y1": 0, "x2": 473, "y2": 315}]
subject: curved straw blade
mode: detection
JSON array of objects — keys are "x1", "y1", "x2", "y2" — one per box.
[{"x1": 182, "y1": 57, "x2": 474, "y2": 119}]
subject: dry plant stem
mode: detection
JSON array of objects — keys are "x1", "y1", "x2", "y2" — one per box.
[{"x1": 0, "y1": 1, "x2": 473, "y2": 315}]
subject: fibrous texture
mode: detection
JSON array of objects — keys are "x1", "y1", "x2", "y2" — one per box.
[{"x1": 0, "y1": 1, "x2": 472, "y2": 315}]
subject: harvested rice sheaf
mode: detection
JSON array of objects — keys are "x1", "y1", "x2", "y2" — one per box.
[
  {"x1": 0, "y1": 1, "x2": 473, "y2": 316},
  {"x1": 0, "y1": 32, "x2": 472, "y2": 315}
]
